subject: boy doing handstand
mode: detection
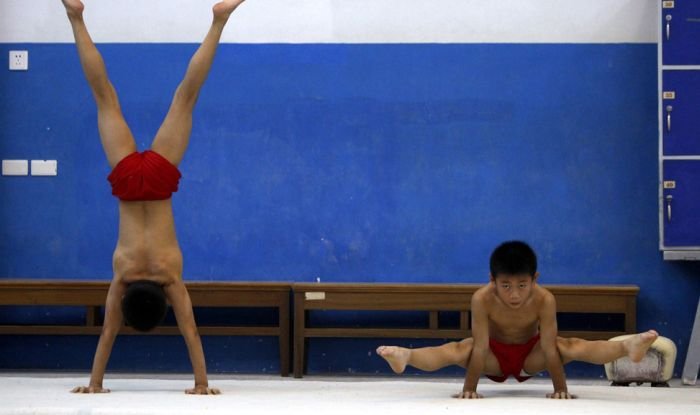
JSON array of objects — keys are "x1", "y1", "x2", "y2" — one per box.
[
  {"x1": 377, "y1": 241, "x2": 658, "y2": 399},
  {"x1": 61, "y1": 0, "x2": 248, "y2": 394}
]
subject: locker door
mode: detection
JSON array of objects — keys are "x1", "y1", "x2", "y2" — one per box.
[
  {"x1": 662, "y1": 1, "x2": 700, "y2": 65},
  {"x1": 663, "y1": 161, "x2": 700, "y2": 247},
  {"x1": 663, "y1": 71, "x2": 700, "y2": 155}
]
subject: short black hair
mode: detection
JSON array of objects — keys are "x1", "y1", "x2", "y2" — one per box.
[
  {"x1": 489, "y1": 241, "x2": 537, "y2": 278},
  {"x1": 121, "y1": 280, "x2": 167, "y2": 332}
]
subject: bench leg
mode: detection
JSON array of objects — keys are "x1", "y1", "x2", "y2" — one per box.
[
  {"x1": 293, "y1": 337, "x2": 307, "y2": 379},
  {"x1": 279, "y1": 298, "x2": 290, "y2": 377},
  {"x1": 293, "y1": 295, "x2": 305, "y2": 378}
]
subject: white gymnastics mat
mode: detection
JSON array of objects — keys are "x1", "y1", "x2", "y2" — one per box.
[{"x1": 0, "y1": 374, "x2": 698, "y2": 415}]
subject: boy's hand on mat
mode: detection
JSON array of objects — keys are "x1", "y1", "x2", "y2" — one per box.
[
  {"x1": 547, "y1": 390, "x2": 576, "y2": 399},
  {"x1": 452, "y1": 390, "x2": 483, "y2": 399},
  {"x1": 71, "y1": 385, "x2": 110, "y2": 393},
  {"x1": 186, "y1": 385, "x2": 221, "y2": 395}
]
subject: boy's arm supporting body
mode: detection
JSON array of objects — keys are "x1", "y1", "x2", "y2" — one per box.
[
  {"x1": 165, "y1": 281, "x2": 220, "y2": 395},
  {"x1": 458, "y1": 291, "x2": 489, "y2": 399},
  {"x1": 537, "y1": 289, "x2": 573, "y2": 399},
  {"x1": 71, "y1": 277, "x2": 218, "y2": 394},
  {"x1": 71, "y1": 279, "x2": 126, "y2": 393}
]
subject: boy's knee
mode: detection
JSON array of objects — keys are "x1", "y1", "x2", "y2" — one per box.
[
  {"x1": 172, "y1": 86, "x2": 199, "y2": 110},
  {"x1": 95, "y1": 87, "x2": 121, "y2": 111},
  {"x1": 455, "y1": 339, "x2": 473, "y2": 355},
  {"x1": 557, "y1": 337, "x2": 581, "y2": 352}
]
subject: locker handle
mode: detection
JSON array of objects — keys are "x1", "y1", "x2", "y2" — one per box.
[
  {"x1": 666, "y1": 195, "x2": 673, "y2": 222},
  {"x1": 666, "y1": 105, "x2": 672, "y2": 132},
  {"x1": 665, "y1": 15, "x2": 672, "y2": 41}
]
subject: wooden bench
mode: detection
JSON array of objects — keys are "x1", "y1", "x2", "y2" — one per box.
[
  {"x1": 0, "y1": 279, "x2": 292, "y2": 376},
  {"x1": 292, "y1": 283, "x2": 639, "y2": 378}
]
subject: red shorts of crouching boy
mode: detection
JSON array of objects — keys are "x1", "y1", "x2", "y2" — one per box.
[
  {"x1": 107, "y1": 150, "x2": 182, "y2": 201},
  {"x1": 486, "y1": 334, "x2": 540, "y2": 383}
]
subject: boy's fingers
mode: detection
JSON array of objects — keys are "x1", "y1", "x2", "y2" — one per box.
[{"x1": 547, "y1": 391, "x2": 574, "y2": 399}]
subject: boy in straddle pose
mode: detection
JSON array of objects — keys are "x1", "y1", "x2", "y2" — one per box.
[
  {"x1": 377, "y1": 241, "x2": 658, "y2": 399},
  {"x1": 60, "y1": 0, "x2": 248, "y2": 394}
]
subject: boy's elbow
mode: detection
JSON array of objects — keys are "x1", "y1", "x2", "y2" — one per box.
[
  {"x1": 182, "y1": 324, "x2": 200, "y2": 340},
  {"x1": 471, "y1": 343, "x2": 489, "y2": 356},
  {"x1": 542, "y1": 347, "x2": 562, "y2": 361},
  {"x1": 100, "y1": 325, "x2": 119, "y2": 338}
]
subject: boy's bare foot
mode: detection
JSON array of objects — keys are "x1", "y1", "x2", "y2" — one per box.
[
  {"x1": 376, "y1": 345, "x2": 410, "y2": 374},
  {"x1": 624, "y1": 330, "x2": 659, "y2": 362},
  {"x1": 213, "y1": 0, "x2": 246, "y2": 21},
  {"x1": 61, "y1": 0, "x2": 84, "y2": 18}
]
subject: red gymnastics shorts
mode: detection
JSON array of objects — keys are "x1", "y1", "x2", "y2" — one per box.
[
  {"x1": 486, "y1": 334, "x2": 540, "y2": 383},
  {"x1": 107, "y1": 150, "x2": 182, "y2": 201}
]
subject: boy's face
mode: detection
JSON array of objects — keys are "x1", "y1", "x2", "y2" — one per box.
[{"x1": 490, "y1": 272, "x2": 538, "y2": 309}]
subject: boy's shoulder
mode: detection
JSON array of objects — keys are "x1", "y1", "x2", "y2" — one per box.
[
  {"x1": 530, "y1": 284, "x2": 557, "y2": 314},
  {"x1": 472, "y1": 283, "x2": 494, "y2": 299},
  {"x1": 533, "y1": 283, "x2": 555, "y2": 301},
  {"x1": 471, "y1": 283, "x2": 497, "y2": 310}
]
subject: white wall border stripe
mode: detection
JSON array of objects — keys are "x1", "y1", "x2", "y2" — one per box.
[{"x1": 1, "y1": 0, "x2": 656, "y2": 44}]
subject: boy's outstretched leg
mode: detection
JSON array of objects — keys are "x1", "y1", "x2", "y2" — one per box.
[
  {"x1": 556, "y1": 330, "x2": 659, "y2": 365},
  {"x1": 377, "y1": 338, "x2": 474, "y2": 373},
  {"x1": 61, "y1": 0, "x2": 136, "y2": 168},
  {"x1": 151, "y1": 0, "x2": 246, "y2": 166}
]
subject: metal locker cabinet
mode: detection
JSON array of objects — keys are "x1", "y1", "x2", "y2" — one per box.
[
  {"x1": 662, "y1": 71, "x2": 700, "y2": 155},
  {"x1": 662, "y1": 161, "x2": 700, "y2": 247},
  {"x1": 659, "y1": 1, "x2": 700, "y2": 259},
  {"x1": 661, "y1": 1, "x2": 700, "y2": 65}
]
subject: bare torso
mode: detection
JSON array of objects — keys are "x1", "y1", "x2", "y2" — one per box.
[
  {"x1": 112, "y1": 199, "x2": 182, "y2": 286},
  {"x1": 480, "y1": 283, "x2": 548, "y2": 344}
]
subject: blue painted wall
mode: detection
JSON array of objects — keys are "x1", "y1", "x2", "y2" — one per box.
[{"x1": 1, "y1": 43, "x2": 698, "y2": 378}]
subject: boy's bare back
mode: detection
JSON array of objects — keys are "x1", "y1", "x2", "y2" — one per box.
[{"x1": 113, "y1": 199, "x2": 182, "y2": 287}]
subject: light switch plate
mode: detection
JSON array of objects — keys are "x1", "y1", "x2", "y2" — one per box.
[
  {"x1": 31, "y1": 160, "x2": 58, "y2": 176},
  {"x1": 2, "y1": 160, "x2": 29, "y2": 176}
]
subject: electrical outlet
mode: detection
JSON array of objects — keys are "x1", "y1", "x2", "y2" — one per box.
[{"x1": 9, "y1": 50, "x2": 28, "y2": 71}]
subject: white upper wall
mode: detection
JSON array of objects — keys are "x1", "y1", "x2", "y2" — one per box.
[{"x1": 0, "y1": 0, "x2": 657, "y2": 43}]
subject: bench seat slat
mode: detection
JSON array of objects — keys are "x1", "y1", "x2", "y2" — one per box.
[{"x1": 0, "y1": 325, "x2": 282, "y2": 336}]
